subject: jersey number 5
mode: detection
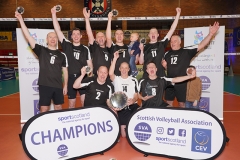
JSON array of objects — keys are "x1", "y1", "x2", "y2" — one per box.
[{"x1": 171, "y1": 57, "x2": 177, "y2": 64}]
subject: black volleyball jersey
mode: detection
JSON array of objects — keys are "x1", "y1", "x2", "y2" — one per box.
[
  {"x1": 139, "y1": 77, "x2": 172, "y2": 108},
  {"x1": 33, "y1": 44, "x2": 68, "y2": 88},
  {"x1": 164, "y1": 47, "x2": 198, "y2": 77},
  {"x1": 89, "y1": 41, "x2": 111, "y2": 75},
  {"x1": 108, "y1": 43, "x2": 130, "y2": 76},
  {"x1": 61, "y1": 39, "x2": 91, "y2": 75},
  {"x1": 81, "y1": 76, "x2": 114, "y2": 107},
  {"x1": 143, "y1": 38, "x2": 169, "y2": 78}
]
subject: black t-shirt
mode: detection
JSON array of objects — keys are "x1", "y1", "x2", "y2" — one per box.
[
  {"x1": 164, "y1": 48, "x2": 198, "y2": 77},
  {"x1": 33, "y1": 44, "x2": 68, "y2": 88},
  {"x1": 61, "y1": 39, "x2": 91, "y2": 75},
  {"x1": 81, "y1": 76, "x2": 114, "y2": 107},
  {"x1": 89, "y1": 41, "x2": 111, "y2": 75},
  {"x1": 108, "y1": 43, "x2": 130, "y2": 76},
  {"x1": 143, "y1": 38, "x2": 169, "y2": 78},
  {"x1": 139, "y1": 77, "x2": 171, "y2": 108}
]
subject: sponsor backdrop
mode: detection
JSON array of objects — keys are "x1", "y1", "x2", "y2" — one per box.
[
  {"x1": 127, "y1": 108, "x2": 226, "y2": 160},
  {"x1": 21, "y1": 107, "x2": 120, "y2": 160},
  {"x1": 17, "y1": 28, "x2": 54, "y2": 122},
  {"x1": 184, "y1": 26, "x2": 224, "y2": 119},
  {"x1": 0, "y1": 67, "x2": 16, "y2": 81}
]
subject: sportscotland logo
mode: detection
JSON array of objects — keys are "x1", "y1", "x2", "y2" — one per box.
[
  {"x1": 57, "y1": 144, "x2": 68, "y2": 158},
  {"x1": 194, "y1": 31, "x2": 204, "y2": 45},
  {"x1": 134, "y1": 122, "x2": 152, "y2": 145},
  {"x1": 191, "y1": 128, "x2": 211, "y2": 154}
]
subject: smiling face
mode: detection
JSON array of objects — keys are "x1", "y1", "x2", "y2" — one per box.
[
  {"x1": 115, "y1": 29, "x2": 124, "y2": 43},
  {"x1": 96, "y1": 32, "x2": 106, "y2": 47},
  {"x1": 148, "y1": 28, "x2": 159, "y2": 43},
  {"x1": 71, "y1": 29, "x2": 82, "y2": 44},
  {"x1": 97, "y1": 66, "x2": 108, "y2": 83},
  {"x1": 119, "y1": 62, "x2": 130, "y2": 77},
  {"x1": 46, "y1": 32, "x2": 58, "y2": 48},
  {"x1": 170, "y1": 35, "x2": 181, "y2": 50}
]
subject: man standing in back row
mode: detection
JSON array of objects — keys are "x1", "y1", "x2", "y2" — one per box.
[
  {"x1": 51, "y1": 6, "x2": 93, "y2": 108},
  {"x1": 162, "y1": 22, "x2": 220, "y2": 107}
]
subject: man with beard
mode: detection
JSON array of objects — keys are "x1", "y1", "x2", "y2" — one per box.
[
  {"x1": 51, "y1": 6, "x2": 93, "y2": 108},
  {"x1": 139, "y1": 8, "x2": 181, "y2": 78}
]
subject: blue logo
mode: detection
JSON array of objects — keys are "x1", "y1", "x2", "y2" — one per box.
[
  {"x1": 32, "y1": 78, "x2": 39, "y2": 92},
  {"x1": 157, "y1": 127, "x2": 164, "y2": 134},
  {"x1": 178, "y1": 129, "x2": 186, "y2": 137},
  {"x1": 57, "y1": 144, "x2": 68, "y2": 158},
  {"x1": 167, "y1": 128, "x2": 175, "y2": 136},
  {"x1": 199, "y1": 76, "x2": 211, "y2": 91},
  {"x1": 194, "y1": 30, "x2": 204, "y2": 45},
  {"x1": 191, "y1": 128, "x2": 211, "y2": 154},
  {"x1": 199, "y1": 97, "x2": 210, "y2": 112},
  {"x1": 134, "y1": 122, "x2": 152, "y2": 142},
  {"x1": 33, "y1": 100, "x2": 40, "y2": 115}
]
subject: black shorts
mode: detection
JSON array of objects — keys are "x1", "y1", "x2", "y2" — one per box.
[
  {"x1": 68, "y1": 74, "x2": 86, "y2": 99},
  {"x1": 118, "y1": 103, "x2": 139, "y2": 125},
  {"x1": 39, "y1": 85, "x2": 64, "y2": 106},
  {"x1": 164, "y1": 81, "x2": 187, "y2": 102}
]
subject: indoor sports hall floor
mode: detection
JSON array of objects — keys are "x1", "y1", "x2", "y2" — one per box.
[{"x1": 0, "y1": 75, "x2": 239, "y2": 160}]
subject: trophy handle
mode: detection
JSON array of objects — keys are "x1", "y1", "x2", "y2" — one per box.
[
  {"x1": 16, "y1": 6, "x2": 24, "y2": 14},
  {"x1": 56, "y1": 5, "x2": 62, "y2": 12},
  {"x1": 111, "y1": 9, "x2": 118, "y2": 17}
]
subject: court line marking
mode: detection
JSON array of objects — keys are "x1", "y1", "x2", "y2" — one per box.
[
  {"x1": 0, "y1": 114, "x2": 20, "y2": 115},
  {"x1": 0, "y1": 92, "x2": 19, "y2": 98}
]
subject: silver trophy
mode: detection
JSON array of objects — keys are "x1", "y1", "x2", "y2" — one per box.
[
  {"x1": 112, "y1": 9, "x2": 118, "y2": 17},
  {"x1": 55, "y1": 5, "x2": 62, "y2": 12},
  {"x1": 85, "y1": 66, "x2": 92, "y2": 75},
  {"x1": 110, "y1": 92, "x2": 128, "y2": 111},
  {"x1": 140, "y1": 38, "x2": 146, "y2": 44},
  {"x1": 16, "y1": 6, "x2": 24, "y2": 14}
]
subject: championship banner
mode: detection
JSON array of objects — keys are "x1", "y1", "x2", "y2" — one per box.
[
  {"x1": 0, "y1": 31, "x2": 12, "y2": 41},
  {"x1": 84, "y1": 0, "x2": 111, "y2": 18},
  {"x1": 0, "y1": 67, "x2": 16, "y2": 81},
  {"x1": 184, "y1": 26, "x2": 224, "y2": 119},
  {"x1": 233, "y1": 26, "x2": 240, "y2": 47},
  {"x1": 21, "y1": 107, "x2": 120, "y2": 160},
  {"x1": 127, "y1": 108, "x2": 226, "y2": 160},
  {"x1": 17, "y1": 28, "x2": 55, "y2": 122}
]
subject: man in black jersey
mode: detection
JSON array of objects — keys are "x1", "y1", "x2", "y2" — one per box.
[
  {"x1": 138, "y1": 62, "x2": 195, "y2": 108},
  {"x1": 83, "y1": 8, "x2": 111, "y2": 76},
  {"x1": 162, "y1": 22, "x2": 220, "y2": 107},
  {"x1": 139, "y1": 8, "x2": 181, "y2": 78},
  {"x1": 51, "y1": 6, "x2": 93, "y2": 108},
  {"x1": 106, "y1": 12, "x2": 130, "y2": 76},
  {"x1": 15, "y1": 12, "x2": 68, "y2": 113},
  {"x1": 73, "y1": 66, "x2": 114, "y2": 108}
]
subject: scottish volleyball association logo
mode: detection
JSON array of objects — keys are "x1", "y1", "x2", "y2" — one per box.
[
  {"x1": 191, "y1": 128, "x2": 211, "y2": 154},
  {"x1": 133, "y1": 122, "x2": 152, "y2": 145},
  {"x1": 199, "y1": 76, "x2": 211, "y2": 92},
  {"x1": 57, "y1": 144, "x2": 68, "y2": 158}
]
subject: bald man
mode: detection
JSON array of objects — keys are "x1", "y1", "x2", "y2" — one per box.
[
  {"x1": 15, "y1": 11, "x2": 68, "y2": 113},
  {"x1": 163, "y1": 22, "x2": 220, "y2": 107}
]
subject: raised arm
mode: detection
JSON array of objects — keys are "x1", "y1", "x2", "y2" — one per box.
[
  {"x1": 109, "y1": 51, "x2": 119, "y2": 81},
  {"x1": 106, "y1": 12, "x2": 113, "y2": 48},
  {"x1": 73, "y1": 67, "x2": 86, "y2": 89},
  {"x1": 51, "y1": 6, "x2": 64, "y2": 43},
  {"x1": 15, "y1": 12, "x2": 36, "y2": 49},
  {"x1": 83, "y1": 7, "x2": 94, "y2": 45},
  {"x1": 138, "y1": 43, "x2": 144, "y2": 64},
  {"x1": 197, "y1": 22, "x2": 220, "y2": 52},
  {"x1": 171, "y1": 74, "x2": 195, "y2": 83},
  {"x1": 165, "y1": 8, "x2": 181, "y2": 40}
]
